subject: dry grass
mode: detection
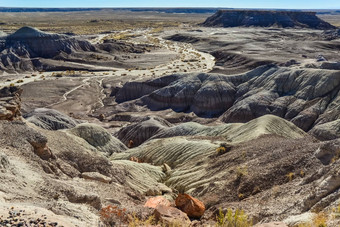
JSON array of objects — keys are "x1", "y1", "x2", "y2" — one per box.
[
  {"x1": 286, "y1": 172, "x2": 295, "y2": 182},
  {"x1": 0, "y1": 10, "x2": 205, "y2": 35},
  {"x1": 104, "y1": 32, "x2": 137, "y2": 41},
  {"x1": 128, "y1": 214, "x2": 157, "y2": 227},
  {"x1": 296, "y1": 212, "x2": 328, "y2": 227},
  {"x1": 318, "y1": 15, "x2": 340, "y2": 27},
  {"x1": 236, "y1": 166, "x2": 248, "y2": 179}
]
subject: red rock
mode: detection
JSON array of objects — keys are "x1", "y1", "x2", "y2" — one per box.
[
  {"x1": 144, "y1": 196, "x2": 171, "y2": 209},
  {"x1": 130, "y1": 156, "x2": 141, "y2": 163},
  {"x1": 98, "y1": 114, "x2": 105, "y2": 121},
  {"x1": 175, "y1": 193, "x2": 205, "y2": 218},
  {"x1": 128, "y1": 140, "x2": 134, "y2": 148},
  {"x1": 154, "y1": 204, "x2": 191, "y2": 226}
]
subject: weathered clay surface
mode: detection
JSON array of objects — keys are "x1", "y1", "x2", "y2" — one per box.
[
  {"x1": 25, "y1": 108, "x2": 82, "y2": 130},
  {"x1": 115, "y1": 66, "x2": 340, "y2": 136}
]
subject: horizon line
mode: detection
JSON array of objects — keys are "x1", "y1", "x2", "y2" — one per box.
[{"x1": 0, "y1": 7, "x2": 339, "y2": 10}]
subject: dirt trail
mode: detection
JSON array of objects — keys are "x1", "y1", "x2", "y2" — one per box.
[
  {"x1": 45, "y1": 77, "x2": 91, "y2": 108},
  {"x1": 0, "y1": 29, "x2": 215, "y2": 112},
  {"x1": 96, "y1": 78, "x2": 106, "y2": 109},
  {"x1": 1, "y1": 28, "x2": 215, "y2": 88}
]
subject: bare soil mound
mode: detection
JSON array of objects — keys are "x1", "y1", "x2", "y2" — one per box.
[
  {"x1": 0, "y1": 27, "x2": 95, "y2": 72},
  {"x1": 4, "y1": 26, "x2": 94, "y2": 58},
  {"x1": 24, "y1": 108, "x2": 83, "y2": 130},
  {"x1": 0, "y1": 27, "x2": 152, "y2": 72}
]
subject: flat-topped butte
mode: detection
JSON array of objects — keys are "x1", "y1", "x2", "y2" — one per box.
[{"x1": 201, "y1": 10, "x2": 336, "y2": 29}]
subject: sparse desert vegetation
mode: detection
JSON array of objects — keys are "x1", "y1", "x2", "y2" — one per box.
[
  {"x1": 0, "y1": 10, "x2": 193, "y2": 35},
  {"x1": 216, "y1": 208, "x2": 252, "y2": 227}
]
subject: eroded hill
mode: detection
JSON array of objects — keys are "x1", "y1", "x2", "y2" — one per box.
[
  {"x1": 110, "y1": 66, "x2": 340, "y2": 140},
  {"x1": 201, "y1": 10, "x2": 336, "y2": 29},
  {"x1": 2, "y1": 85, "x2": 340, "y2": 226},
  {"x1": 1, "y1": 11, "x2": 340, "y2": 227},
  {"x1": 0, "y1": 27, "x2": 155, "y2": 73}
]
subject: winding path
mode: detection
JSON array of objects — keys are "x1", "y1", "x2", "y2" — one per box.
[
  {"x1": 1, "y1": 28, "x2": 216, "y2": 109},
  {"x1": 44, "y1": 77, "x2": 91, "y2": 108}
]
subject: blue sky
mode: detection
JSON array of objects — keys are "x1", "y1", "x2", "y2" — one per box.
[{"x1": 0, "y1": 0, "x2": 339, "y2": 9}]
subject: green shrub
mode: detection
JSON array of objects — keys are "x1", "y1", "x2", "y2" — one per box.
[
  {"x1": 236, "y1": 166, "x2": 248, "y2": 179},
  {"x1": 216, "y1": 143, "x2": 232, "y2": 156},
  {"x1": 216, "y1": 208, "x2": 252, "y2": 227},
  {"x1": 300, "y1": 170, "x2": 305, "y2": 177},
  {"x1": 216, "y1": 146, "x2": 226, "y2": 155}
]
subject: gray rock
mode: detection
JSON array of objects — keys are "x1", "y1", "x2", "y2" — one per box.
[
  {"x1": 104, "y1": 198, "x2": 121, "y2": 205},
  {"x1": 320, "y1": 62, "x2": 340, "y2": 70},
  {"x1": 314, "y1": 139, "x2": 340, "y2": 165},
  {"x1": 64, "y1": 189, "x2": 101, "y2": 210},
  {"x1": 305, "y1": 168, "x2": 340, "y2": 210},
  {"x1": 311, "y1": 119, "x2": 340, "y2": 141},
  {"x1": 283, "y1": 213, "x2": 314, "y2": 227},
  {"x1": 0, "y1": 86, "x2": 22, "y2": 121},
  {"x1": 81, "y1": 172, "x2": 112, "y2": 183},
  {"x1": 0, "y1": 153, "x2": 9, "y2": 170},
  {"x1": 154, "y1": 205, "x2": 191, "y2": 226},
  {"x1": 322, "y1": 29, "x2": 340, "y2": 40}
]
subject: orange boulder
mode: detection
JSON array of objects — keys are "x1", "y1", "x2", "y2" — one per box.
[
  {"x1": 175, "y1": 194, "x2": 205, "y2": 218},
  {"x1": 144, "y1": 196, "x2": 171, "y2": 209}
]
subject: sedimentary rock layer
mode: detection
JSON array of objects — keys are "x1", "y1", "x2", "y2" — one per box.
[{"x1": 201, "y1": 10, "x2": 336, "y2": 29}]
